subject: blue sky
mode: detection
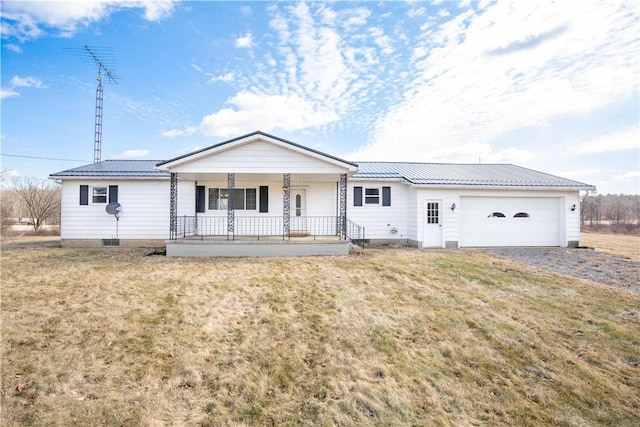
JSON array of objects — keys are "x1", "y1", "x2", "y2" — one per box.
[{"x1": 1, "y1": 0, "x2": 638, "y2": 194}]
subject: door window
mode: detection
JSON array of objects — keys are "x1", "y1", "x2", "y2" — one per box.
[{"x1": 427, "y1": 202, "x2": 440, "y2": 224}]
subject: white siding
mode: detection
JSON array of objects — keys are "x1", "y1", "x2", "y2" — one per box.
[
  {"x1": 347, "y1": 181, "x2": 410, "y2": 240},
  {"x1": 170, "y1": 141, "x2": 349, "y2": 175},
  {"x1": 414, "y1": 189, "x2": 460, "y2": 248},
  {"x1": 193, "y1": 180, "x2": 338, "y2": 218},
  {"x1": 565, "y1": 193, "x2": 581, "y2": 243},
  {"x1": 61, "y1": 180, "x2": 172, "y2": 240}
]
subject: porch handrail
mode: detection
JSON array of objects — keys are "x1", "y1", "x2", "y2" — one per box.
[
  {"x1": 346, "y1": 219, "x2": 366, "y2": 247},
  {"x1": 176, "y1": 215, "x2": 364, "y2": 242}
]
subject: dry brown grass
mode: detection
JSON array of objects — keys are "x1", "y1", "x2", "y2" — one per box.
[
  {"x1": 581, "y1": 232, "x2": 640, "y2": 262},
  {"x1": 1, "y1": 245, "x2": 639, "y2": 426}
]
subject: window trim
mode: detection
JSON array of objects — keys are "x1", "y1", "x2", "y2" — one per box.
[
  {"x1": 364, "y1": 188, "x2": 380, "y2": 205},
  {"x1": 207, "y1": 187, "x2": 257, "y2": 211},
  {"x1": 92, "y1": 186, "x2": 108, "y2": 204}
]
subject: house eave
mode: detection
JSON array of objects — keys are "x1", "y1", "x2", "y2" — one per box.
[
  {"x1": 409, "y1": 183, "x2": 596, "y2": 191},
  {"x1": 156, "y1": 131, "x2": 358, "y2": 172},
  {"x1": 48, "y1": 175, "x2": 170, "y2": 181}
]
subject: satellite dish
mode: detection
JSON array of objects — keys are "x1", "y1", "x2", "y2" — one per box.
[
  {"x1": 106, "y1": 202, "x2": 122, "y2": 222},
  {"x1": 106, "y1": 202, "x2": 121, "y2": 215}
]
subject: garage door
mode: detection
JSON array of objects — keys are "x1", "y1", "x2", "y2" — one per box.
[{"x1": 459, "y1": 197, "x2": 561, "y2": 247}]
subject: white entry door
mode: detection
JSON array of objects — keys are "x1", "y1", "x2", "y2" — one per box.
[
  {"x1": 291, "y1": 188, "x2": 307, "y2": 217},
  {"x1": 290, "y1": 188, "x2": 308, "y2": 233},
  {"x1": 423, "y1": 200, "x2": 443, "y2": 247}
]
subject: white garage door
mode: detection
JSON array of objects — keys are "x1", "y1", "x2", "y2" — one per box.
[{"x1": 459, "y1": 197, "x2": 562, "y2": 247}]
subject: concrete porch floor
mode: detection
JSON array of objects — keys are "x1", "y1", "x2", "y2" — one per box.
[{"x1": 166, "y1": 235, "x2": 350, "y2": 257}]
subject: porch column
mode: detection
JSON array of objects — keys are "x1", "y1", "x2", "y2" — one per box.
[
  {"x1": 227, "y1": 173, "x2": 235, "y2": 240},
  {"x1": 169, "y1": 172, "x2": 177, "y2": 239},
  {"x1": 283, "y1": 173, "x2": 291, "y2": 238},
  {"x1": 339, "y1": 173, "x2": 347, "y2": 239}
]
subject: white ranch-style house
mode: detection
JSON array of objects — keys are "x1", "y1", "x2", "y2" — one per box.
[{"x1": 49, "y1": 131, "x2": 595, "y2": 256}]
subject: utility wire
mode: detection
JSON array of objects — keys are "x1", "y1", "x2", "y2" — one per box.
[{"x1": 1, "y1": 153, "x2": 91, "y2": 163}]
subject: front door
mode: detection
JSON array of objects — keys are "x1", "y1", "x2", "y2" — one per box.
[
  {"x1": 423, "y1": 200, "x2": 443, "y2": 247},
  {"x1": 290, "y1": 188, "x2": 307, "y2": 234}
]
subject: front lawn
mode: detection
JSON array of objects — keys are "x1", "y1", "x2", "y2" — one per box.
[{"x1": 1, "y1": 246, "x2": 638, "y2": 425}]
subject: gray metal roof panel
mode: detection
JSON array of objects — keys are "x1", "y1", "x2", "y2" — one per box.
[
  {"x1": 50, "y1": 160, "x2": 168, "y2": 178},
  {"x1": 50, "y1": 159, "x2": 595, "y2": 190},
  {"x1": 353, "y1": 162, "x2": 595, "y2": 189}
]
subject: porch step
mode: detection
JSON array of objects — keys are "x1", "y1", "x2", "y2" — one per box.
[{"x1": 288, "y1": 229, "x2": 310, "y2": 237}]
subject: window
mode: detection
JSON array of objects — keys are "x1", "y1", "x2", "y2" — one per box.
[
  {"x1": 514, "y1": 212, "x2": 530, "y2": 218},
  {"x1": 354, "y1": 186, "x2": 391, "y2": 207},
  {"x1": 92, "y1": 186, "x2": 107, "y2": 204},
  {"x1": 208, "y1": 188, "x2": 256, "y2": 210},
  {"x1": 246, "y1": 189, "x2": 257, "y2": 210},
  {"x1": 365, "y1": 188, "x2": 380, "y2": 204},
  {"x1": 427, "y1": 202, "x2": 439, "y2": 224},
  {"x1": 488, "y1": 212, "x2": 506, "y2": 218}
]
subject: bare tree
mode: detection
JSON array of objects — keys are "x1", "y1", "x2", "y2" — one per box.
[{"x1": 9, "y1": 177, "x2": 61, "y2": 232}]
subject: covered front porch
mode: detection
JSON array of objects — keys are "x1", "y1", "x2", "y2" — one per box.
[{"x1": 156, "y1": 132, "x2": 363, "y2": 257}]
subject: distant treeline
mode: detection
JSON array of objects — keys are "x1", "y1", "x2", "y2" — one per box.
[{"x1": 581, "y1": 194, "x2": 640, "y2": 233}]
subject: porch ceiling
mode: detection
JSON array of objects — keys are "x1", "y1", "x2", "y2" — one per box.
[{"x1": 178, "y1": 172, "x2": 350, "y2": 183}]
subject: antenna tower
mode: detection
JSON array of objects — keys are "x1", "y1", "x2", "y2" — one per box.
[{"x1": 68, "y1": 45, "x2": 119, "y2": 162}]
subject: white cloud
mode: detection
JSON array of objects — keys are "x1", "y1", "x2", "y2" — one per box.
[
  {"x1": 113, "y1": 149, "x2": 150, "y2": 159},
  {"x1": 234, "y1": 32, "x2": 253, "y2": 48},
  {"x1": 613, "y1": 171, "x2": 640, "y2": 181},
  {"x1": 353, "y1": 0, "x2": 639, "y2": 163},
  {"x1": 10, "y1": 75, "x2": 46, "y2": 88},
  {"x1": 486, "y1": 148, "x2": 535, "y2": 164},
  {"x1": 207, "y1": 72, "x2": 234, "y2": 83},
  {"x1": 4, "y1": 43, "x2": 23, "y2": 53},
  {"x1": 199, "y1": 91, "x2": 338, "y2": 138},
  {"x1": 186, "y1": 2, "x2": 371, "y2": 138},
  {"x1": 1, "y1": 75, "x2": 46, "y2": 98},
  {"x1": 407, "y1": 7, "x2": 427, "y2": 18},
  {"x1": 1, "y1": 0, "x2": 177, "y2": 41},
  {"x1": 0, "y1": 88, "x2": 20, "y2": 99},
  {"x1": 341, "y1": 7, "x2": 371, "y2": 28},
  {"x1": 161, "y1": 127, "x2": 197, "y2": 138},
  {"x1": 574, "y1": 128, "x2": 640, "y2": 155}
]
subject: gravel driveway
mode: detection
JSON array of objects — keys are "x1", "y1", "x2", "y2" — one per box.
[{"x1": 485, "y1": 248, "x2": 640, "y2": 295}]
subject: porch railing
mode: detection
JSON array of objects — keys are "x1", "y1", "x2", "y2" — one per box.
[
  {"x1": 176, "y1": 215, "x2": 364, "y2": 246},
  {"x1": 346, "y1": 219, "x2": 366, "y2": 247}
]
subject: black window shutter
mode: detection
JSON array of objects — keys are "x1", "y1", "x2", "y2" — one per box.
[
  {"x1": 259, "y1": 186, "x2": 269, "y2": 213},
  {"x1": 354, "y1": 186, "x2": 363, "y2": 206},
  {"x1": 196, "y1": 186, "x2": 206, "y2": 213},
  {"x1": 80, "y1": 185, "x2": 89, "y2": 205},
  {"x1": 382, "y1": 186, "x2": 391, "y2": 206},
  {"x1": 108, "y1": 185, "x2": 118, "y2": 203}
]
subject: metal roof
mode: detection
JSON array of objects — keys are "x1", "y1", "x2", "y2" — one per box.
[
  {"x1": 49, "y1": 159, "x2": 595, "y2": 190},
  {"x1": 49, "y1": 160, "x2": 169, "y2": 178},
  {"x1": 353, "y1": 162, "x2": 595, "y2": 190}
]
